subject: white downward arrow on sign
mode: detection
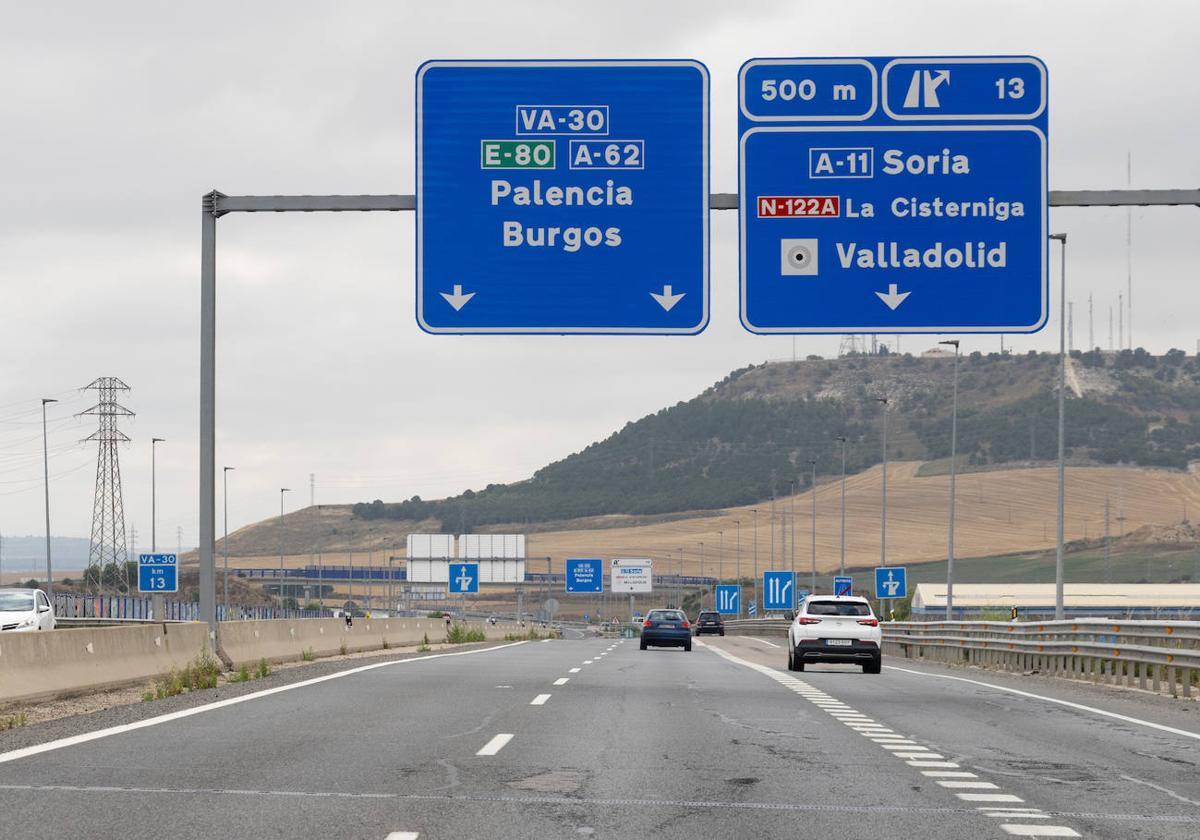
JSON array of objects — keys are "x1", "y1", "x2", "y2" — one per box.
[
  {"x1": 875, "y1": 283, "x2": 911, "y2": 310},
  {"x1": 440, "y1": 284, "x2": 475, "y2": 311},
  {"x1": 650, "y1": 284, "x2": 685, "y2": 312}
]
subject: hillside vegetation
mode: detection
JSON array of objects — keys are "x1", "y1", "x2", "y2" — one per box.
[{"x1": 352, "y1": 349, "x2": 1200, "y2": 531}]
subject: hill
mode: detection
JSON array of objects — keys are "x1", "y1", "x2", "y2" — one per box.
[{"x1": 351, "y1": 348, "x2": 1200, "y2": 531}]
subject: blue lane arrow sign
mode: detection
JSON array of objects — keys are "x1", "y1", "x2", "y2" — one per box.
[
  {"x1": 449, "y1": 562, "x2": 480, "y2": 594},
  {"x1": 417, "y1": 60, "x2": 710, "y2": 334},
  {"x1": 874, "y1": 566, "x2": 907, "y2": 600},
  {"x1": 762, "y1": 571, "x2": 795, "y2": 611},
  {"x1": 715, "y1": 584, "x2": 740, "y2": 615}
]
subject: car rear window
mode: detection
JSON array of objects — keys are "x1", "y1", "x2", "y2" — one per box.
[
  {"x1": 698, "y1": 611, "x2": 720, "y2": 619},
  {"x1": 647, "y1": 610, "x2": 685, "y2": 621},
  {"x1": 806, "y1": 600, "x2": 871, "y2": 617}
]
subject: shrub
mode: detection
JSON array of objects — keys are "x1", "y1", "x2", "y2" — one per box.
[
  {"x1": 255, "y1": 658, "x2": 271, "y2": 679},
  {"x1": 339, "y1": 640, "x2": 349, "y2": 656},
  {"x1": 301, "y1": 647, "x2": 316, "y2": 662},
  {"x1": 446, "y1": 624, "x2": 486, "y2": 644}
]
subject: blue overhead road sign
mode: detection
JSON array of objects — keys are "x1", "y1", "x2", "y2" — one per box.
[
  {"x1": 874, "y1": 566, "x2": 907, "y2": 600},
  {"x1": 138, "y1": 553, "x2": 177, "y2": 593},
  {"x1": 448, "y1": 563, "x2": 480, "y2": 594},
  {"x1": 834, "y1": 576, "x2": 853, "y2": 597},
  {"x1": 565, "y1": 558, "x2": 604, "y2": 593},
  {"x1": 417, "y1": 60, "x2": 710, "y2": 334},
  {"x1": 762, "y1": 571, "x2": 795, "y2": 611},
  {"x1": 739, "y1": 56, "x2": 1047, "y2": 334},
  {"x1": 715, "y1": 585, "x2": 740, "y2": 615}
]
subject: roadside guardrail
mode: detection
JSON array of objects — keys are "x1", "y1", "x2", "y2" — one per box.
[{"x1": 884, "y1": 619, "x2": 1199, "y2": 699}]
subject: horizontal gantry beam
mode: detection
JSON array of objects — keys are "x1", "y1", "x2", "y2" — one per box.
[{"x1": 209, "y1": 188, "x2": 1200, "y2": 215}]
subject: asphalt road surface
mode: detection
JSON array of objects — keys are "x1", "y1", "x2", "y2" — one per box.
[{"x1": 2, "y1": 634, "x2": 1199, "y2": 839}]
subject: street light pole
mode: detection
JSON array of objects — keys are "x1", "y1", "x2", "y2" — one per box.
[
  {"x1": 222, "y1": 466, "x2": 235, "y2": 616},
  {"x1": 279, "y1": 487, "x2": 291, "y2": 605},
  {"x1": 151, "y1": 438, "x2": 165, "y2": 552},
  {"x1": 939, "y1": 339, "x2": 960, "y2": 620},
  {"x1": 752, "y1": 508, "x2": 759, "y2": 615},
  {"x1": 734, "y1": 519, "x2": 741, "y2": 617},
  {"x1": 875, "y1": 396, "x2": 890, "y2": 617},
  {"x1": 698, "y1": 541, "x2": 705, "y2": 609},
  {"x1": 836, "y1": 435, "x2": 847, "y2": 577},
  {"x1": 810, "y1": 458, "x2": 817, "y2": 595},
  {"x1": 41, "y1": 398, "x2": 57, "y2": 601},
  {"x1": 1050, "y1": 232, "x2": 1068, "y2": 620}
]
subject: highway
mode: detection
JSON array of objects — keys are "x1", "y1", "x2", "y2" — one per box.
[{"x1": 2, "y1": 635, "x2": 1199, "y2": 839}]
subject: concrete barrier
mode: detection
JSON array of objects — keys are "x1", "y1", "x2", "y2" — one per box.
[
  {"x1": 0, "y1": 619, "x2": 537, "y2": 705},
  {"x1": 217, "y1": 618, "x2": 525, "y2": 666},
  {"x1": 0, "y1": 623, "x2": 211, "y2": 705}
]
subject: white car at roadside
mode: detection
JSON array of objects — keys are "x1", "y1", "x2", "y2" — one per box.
[
  {"x1": 787, "y1": 595, "x2": 881, "y2": 673},
  {"x1": 0, "y1": 588, "x2": 56, "y2": 632}
]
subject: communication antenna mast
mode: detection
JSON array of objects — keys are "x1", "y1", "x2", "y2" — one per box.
[{"x1": 80, "y1": 377, "x2": 134, "y2": 592}]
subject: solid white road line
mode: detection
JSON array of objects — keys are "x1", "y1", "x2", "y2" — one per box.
[
  {"x1": 530, "y1": 694, "x2": 551, "y2": 705},
  {"x1": 553, "y1": 678, "x2": 569, "y2": 686},
  {"x1": 476, "y1": 733, "x2": 514, "y2": 756},
  {"x1": 957, "y1": 793, "x2": 1024, "y2": 803},
  {"x1": 0, "y1": 641, "x2": 530, "y2": 767},
  {"x1": 749, "y1": 637, "x2": 781, "y2": 648},
  {"x1": 886, "y1": 664, "x2": 1200, "y2": 742},
  {"x1": 999, "y1": 826, "x2": 1080, "y2": 837}
]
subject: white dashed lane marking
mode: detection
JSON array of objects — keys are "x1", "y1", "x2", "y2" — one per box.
[
  {"x1": 569, "y1": 668, "x2": 581, "y2": 673},
  {"x1": 553, "y1": 678, "x2": 569, "y2": 686},
  {"x1": 530, "y1": 694, "x2": 551, "y2": 706},
  {"x1": 385, "y1": 832, "x2": 419, "y2": 840},
  {"x1": 475, "y1": 734, "x2": 514, "y2": 756},
  {"x1": 701, "y1": 643, "x2": 1085, "y2": 840}
]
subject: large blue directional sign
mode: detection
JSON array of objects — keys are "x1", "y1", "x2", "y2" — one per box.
[
  {"x1": 834, "y1": 575, "x2": 853, "y2": 597},
  {"x1": 739, "y1": 56, "x2": 1047, "y2": 334},
  {"x1": 874, "y1": 566, "x2": 908, "y2": 600},
  {"x1": 762, "y1": 571, "x2": 796, "y2": 611},
  {"x1": 715, "y1": 584, "x2": 740, "y2": 615},
  {"x1": 448, "y1": 562, "x2": 480, "y2": 594},
  {"x1": 138, "y1": 553, "x2": 177, "y2": 593},
  {"x1": 565, "y1": 558, "x2": 604, "y2": 593},
  {"x1": 417, "y1": 60, "x2": 710, "y2": 334}
]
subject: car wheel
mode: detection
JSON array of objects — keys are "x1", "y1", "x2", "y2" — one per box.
[
  {"x1": 864, "y1": 656, "x2": 882, "y2": 674},
  {"x1": 683, "y1": 641, "x2": 692, "y2": 652},
  {"x1": 787, "y1": 647, "x2": 795, "y2": 671}
]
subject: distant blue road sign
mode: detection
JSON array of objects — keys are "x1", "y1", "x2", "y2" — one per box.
[
  {"x1": 762, "y1": 571, "x2": 796, "y2": 611},
  {"x1": 715, "y1": 585, "x2": 740, "y2": 615},
  {"x1": 417, "y1": 60, "x2": 710, "y2": 334},
  {"x1": 584, "y1": 613, "x2": 590, "y2": 622},
  {"x1": 748, "y1": 600, "x2": 757, "y2": 617},
  {"x1": 739, "y1": 56, "x2": 1048, "y2": 334},
  {"x1": 565, "y1": 558, "x2": 604, "y2": 593},
  {"x1": 834, "y1": 576, "x2": 853, "y2": 596},
  {"x1": 138, "y1": 553, "x2": 177, "y2": 593},
  {"x1": 448, "y1": 562, "x2": 480, "y2": 594},
  {"x1": 874, "y1": 566, "x2": 907, "y2": 600}
]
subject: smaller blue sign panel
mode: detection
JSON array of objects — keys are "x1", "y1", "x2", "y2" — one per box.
[
  {"x1": 448, "y1": 563, "x2": 480, "y2": 594},
  {"x1": 565, "y1": 558, "x2": 604, "y2": 593},
  {"x1": 748, "y1": 600, "x2": 757, "y2": 616},
  {"x1": 762, "y1": 571, "x2": 796, "y2": 611},
  {"x1": 874, "y1": 566, "x2": 907, "y2": 600},
  {"x1": 715, "y1": 585, "x2": 740, "y2": 615},
  {"x1": 834, "y1": 576, "x2": 853, "y2": 596},
  {"x1": 138, "y1": 553, "x2": 178, "y2": 594}
]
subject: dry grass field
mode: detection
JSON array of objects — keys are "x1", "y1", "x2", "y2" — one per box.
[{"x1": 220, "y1": 462, "x2": 1200, "y2": 579}]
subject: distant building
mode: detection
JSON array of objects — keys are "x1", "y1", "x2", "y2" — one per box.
[{"x1": 911, "y1": 583, "x2": 1200, "y2": 620}]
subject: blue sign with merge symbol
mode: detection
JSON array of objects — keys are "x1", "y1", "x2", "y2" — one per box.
[
  {"x1": 739, "y1": 56, "x2": 1047, "y2": 334},
  {"x1": 762, "y1": 571, "x2": 795, "y2": 611},
  {"x1": 715, "y1": 584, "x2": 740, "y2": 615},
  {"x1": 448, "y1": 563, "x2": 480, "y2": 594},
  {"x1": 565, "y1": 558, "x2": 604, "y2": 593},
  {"x1": 417, "y1": 60, "x2": 710, "y2": 334},
  {"x1": 138, "y1": 553, "x2": 178, "y2": 594}
]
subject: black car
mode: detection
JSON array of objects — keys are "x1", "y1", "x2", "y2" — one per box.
[
  {"x1": 640, "y1": 609, "x2": 692, "y2": 651},
  {"x1": 693, "y1": 610, "x2": 724, "y2": 636}
]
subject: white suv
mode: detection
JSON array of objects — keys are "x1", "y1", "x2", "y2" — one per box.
[{"x1": 787, "y1": 595, "x2": 881, "y2": 674}]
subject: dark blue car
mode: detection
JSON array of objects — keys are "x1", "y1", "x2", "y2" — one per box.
[{"x1": 640, "y1": 608, "x2": 692, "y2": 651}]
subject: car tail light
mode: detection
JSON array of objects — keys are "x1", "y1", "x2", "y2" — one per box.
[
  {"x1": 680, "y1": 620, "x2": 690, "y2": 629},
  {"x1": 643, "y1": 620, "x2": 653, "y2": 628},
  {"x1": 857, "y1": 618, "x2": 879, "y2": 627},
  {"x1": 797, "y1": 617, "x2": 822, "y2": 625}
]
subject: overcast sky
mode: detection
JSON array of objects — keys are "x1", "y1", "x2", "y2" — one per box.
[{"x1": 0, "y1": 0, "x2": 1197, "y2": 552}]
